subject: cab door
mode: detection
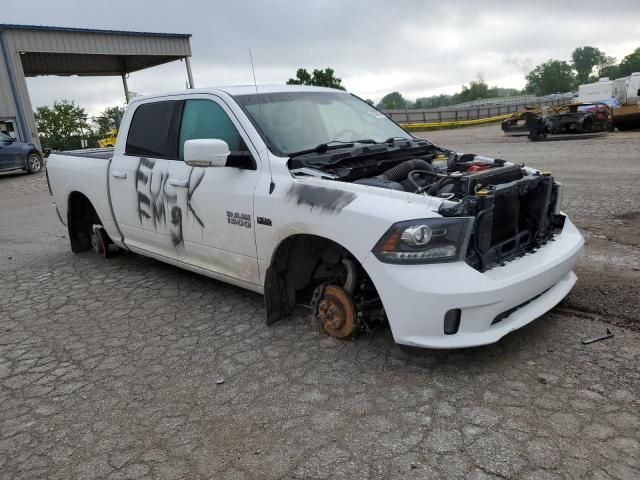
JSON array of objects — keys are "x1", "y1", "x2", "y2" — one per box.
[
  {"x1": 176, "y1": 96, "x2": 262, "y2": 286},
  {"x1": 109, "y1": 100, "x2": 189, "y2": 261}
]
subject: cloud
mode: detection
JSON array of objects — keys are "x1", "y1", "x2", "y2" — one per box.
[
  {"x1": 6, "y1": 0, "x2": 640, "y2": 115},
  {"x1": 503, "y1": 55, "x2": 534, "y2": 76}
]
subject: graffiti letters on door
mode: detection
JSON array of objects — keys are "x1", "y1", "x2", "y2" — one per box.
[{"x1": 135, "y1": 157, "x2": 205, "y2": 246}]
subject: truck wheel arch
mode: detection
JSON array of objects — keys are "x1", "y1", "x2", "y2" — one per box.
[
  {"x1": 264, "y1": 233, "x2": 379, "y2": 325},
  {"x1": 67, "y1": 191, "x2": 101, "y2": 253}
]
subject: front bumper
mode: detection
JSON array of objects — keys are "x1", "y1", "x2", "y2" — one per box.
[{"x1": 363, "y1": 218, "x2": 584, "y2": 348}]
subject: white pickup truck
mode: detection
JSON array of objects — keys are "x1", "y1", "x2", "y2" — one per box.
[{"x1": 46, "y1": 85, "x2": 584, "y2": 348}]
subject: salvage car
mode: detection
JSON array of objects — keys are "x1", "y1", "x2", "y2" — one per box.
[
  {"x1": 45, "y1": 86, "x2": 584, "y2": 349},
  {"x1": 501, "y1": 107, "x2": 541, "y2": 135},
  {"x1": 508, "y1": 102, "x2": 612, "y2": 141},
  {"x1": 0, "y1": 132, "x2": 43, "y2": 174}
]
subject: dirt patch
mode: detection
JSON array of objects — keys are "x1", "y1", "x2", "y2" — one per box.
[
  {"x1": 562, "y1": 268, "x2": 640, "y2": 332},
  {"x1": 616, "y1": 211, "x2": 640, "y2": 220},
  {"x1": 610, "y1": 211, "x2": 640, "y2": 247}
]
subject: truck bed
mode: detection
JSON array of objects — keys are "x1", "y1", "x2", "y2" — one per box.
[
  {"x1": 47, "y1": 149, "x2": 120, "y2": 245},
  {"x1": 51, "y1": 148, "x2": 113, "y2": 160}
]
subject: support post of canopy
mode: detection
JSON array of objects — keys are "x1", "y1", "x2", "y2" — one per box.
[
  {"x1": 121, "y1": 73, "x2": 131, "y2": 103},
  {"x1": 185, "y1": 57, "x2": 194, "y2": 89}
]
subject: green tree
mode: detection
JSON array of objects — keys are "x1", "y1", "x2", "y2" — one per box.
[
  {"x1": 598, "y1": 63, "x2": 619, "y2": 80},
  {"x1": 412, "y1": 86, "x2": 522, "y2": 110},
  {"x1": 495, "y1": 87, "x2": 524, "y2": 97},
  {"x1": 595, "y1": 55, "x2": 617, "y2": 79},
  {"x1": 93, "y1": 106, "x2": 125, "y2": 137},
  {"x1": 617, "y1": 47, "x2": 640, "y2": 77},
  {"x1": 376, "y1": 92, "x2": 410, "y2": 110},
  {"x1": 525, "y1": 60, "x2": 576, "y2": 95},
  {"x1": 572, "y1": 46, "x2": 606, "y2": 84},
  {"x1": 456, "y1": 75, "x2": 499, "y2": 103},
  {"x1": 35, "y1": 100, "x2": 91, "y2": 150},
  {"x1": 414, "y1": 94, "x2": 456, "y2": 109},
  {"x1": 286, "y1": 68, "x2": 345, "y2": 90}
]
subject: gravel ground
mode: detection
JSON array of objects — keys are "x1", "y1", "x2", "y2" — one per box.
[{"x1": 1, "y1": 126, "x2": 639, "y2": 479}]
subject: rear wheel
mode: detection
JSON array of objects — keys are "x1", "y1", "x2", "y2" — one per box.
[
  {"x1": 68, "y1": 193, "x2": 100, "y2": 253},
  {"x1": 26, "y1": 153, "x2": 43, "y2": 174},
  {"x1": 90, "y1": 225, "x2": 115, "y2": 258}
]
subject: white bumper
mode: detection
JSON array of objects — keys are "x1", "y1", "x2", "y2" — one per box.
[{"x1": 363, "y1": 218, "x2": 584, "y2": 349}]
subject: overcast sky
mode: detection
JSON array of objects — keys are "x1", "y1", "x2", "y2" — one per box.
[{"x1": 5, "y1": 0, "x2": 640, "y2": 117}]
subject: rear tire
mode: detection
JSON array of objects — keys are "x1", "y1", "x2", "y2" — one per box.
[
  {"x1": 68, "y1": 194, "x2": 100, "y2": 253},
  {"x1": 26, "y1": 153, "x2": 43, "y2": 174}
]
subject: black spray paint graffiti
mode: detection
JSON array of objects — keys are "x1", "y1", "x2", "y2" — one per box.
[
  {"x1": 287, "y1": 183, "x2": 356, "y2": 214},
  {"x1": 135, "y1": 158, "x2": 205, "y2": 246}
]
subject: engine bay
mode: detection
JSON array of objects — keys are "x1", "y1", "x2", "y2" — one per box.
[{"x1": 289, "y1": 139, "x2": 565, "y2": 271}]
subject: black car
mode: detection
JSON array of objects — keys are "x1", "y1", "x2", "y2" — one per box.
[{"x1": 0, "y1": 133, "x2": 43, "y2": 174}]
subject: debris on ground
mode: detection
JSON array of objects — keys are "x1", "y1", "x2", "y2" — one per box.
[{"x1": 582, "y1": 328, "x2": 614, "y2": 345}]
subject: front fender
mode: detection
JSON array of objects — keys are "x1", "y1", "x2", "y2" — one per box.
[
  {"x1": 255, "y1": 176, "x2": 444, "y2": 278},
  {"x1": 21, "y1": 146, "x2": 40, "y2": 166}
]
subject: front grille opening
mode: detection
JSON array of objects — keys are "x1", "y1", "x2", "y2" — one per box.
[
  {"x1": 492, "y1": 194, "x2": 519, "y2": 244},
  {"x1": 467, "y1": 175, "x2": 558, "y2": 272}
]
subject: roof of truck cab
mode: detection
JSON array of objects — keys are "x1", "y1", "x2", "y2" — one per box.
[{"x1": 129, "y1": 85, "x2": 347, "y2": 103}]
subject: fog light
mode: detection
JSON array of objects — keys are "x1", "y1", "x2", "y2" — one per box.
[{"x1": 444, "y1": 309, "x2": 461, "y2": 335}]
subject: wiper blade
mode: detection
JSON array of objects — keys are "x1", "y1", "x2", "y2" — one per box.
[{"x1": 288, "y1": 139, "x2": 378, "y2": 158}]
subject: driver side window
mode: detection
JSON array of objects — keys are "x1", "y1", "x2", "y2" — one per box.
[{"x1": 179, "y1": 99, "x2": 245, "y2": 159}]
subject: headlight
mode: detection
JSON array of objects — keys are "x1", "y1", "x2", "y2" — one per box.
[{"x1": 373, "y1": 217, "x2": 473, "y2": 264}]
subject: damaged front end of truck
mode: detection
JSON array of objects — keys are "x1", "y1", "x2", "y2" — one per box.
[
  {"x1": 290, "y1": 140, "x2": 565, "y2": 272},
  {"x1": 233, "y1": 89, "x2": 574, "y2": 344},
  {"x1": 281, "y1": 139, "x2": 567, "y2": 336}
]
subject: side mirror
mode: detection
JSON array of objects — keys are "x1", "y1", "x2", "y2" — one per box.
[{"x1": 184, "y1": 139, "x2": 229, "y2": 167}]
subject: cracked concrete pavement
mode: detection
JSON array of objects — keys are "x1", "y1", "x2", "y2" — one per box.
[{"x1": 1, "y1": 126, "x2": 639, "y2": 479}]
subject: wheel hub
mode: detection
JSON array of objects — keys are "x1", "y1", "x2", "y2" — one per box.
[
  {"x1": 316, "y1": 285, "x2": 357, "y2": 339},
  {"x1": 30, "y1": 155, "x2": 41, "y2": 171}
]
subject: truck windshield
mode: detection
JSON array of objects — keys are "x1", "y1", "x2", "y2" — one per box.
[{"x1": 233, "y1": 91, "x2": 411, "y2": 157}]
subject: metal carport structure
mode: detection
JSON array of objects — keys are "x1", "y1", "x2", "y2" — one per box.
[{"x1": 0, "y1": 24, "x2": 193, "y2": 149}]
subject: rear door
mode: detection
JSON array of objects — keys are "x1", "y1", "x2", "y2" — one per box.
[{"x1": 109, "y1": 100, "x2": 187, "y2": 261}]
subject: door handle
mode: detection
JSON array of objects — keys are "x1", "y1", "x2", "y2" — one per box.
[
  {"x1": 111, "y1": 171, "x2": 127, "y2": 179},
  {"x1": 168, "y1": 178, "x2": 189, "y2": 188}
]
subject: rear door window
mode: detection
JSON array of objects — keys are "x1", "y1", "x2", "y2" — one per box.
[{"x1": 126, "y1": 101, "x2": 179, "y2": 158}]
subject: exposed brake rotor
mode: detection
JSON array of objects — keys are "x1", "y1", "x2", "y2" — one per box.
[
  {"x1": 92, "y1": 225, "x2": 113, "y2": 258},
  {"x1": 316, "y1": 285, "x2": 358, "y2": 339}
]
